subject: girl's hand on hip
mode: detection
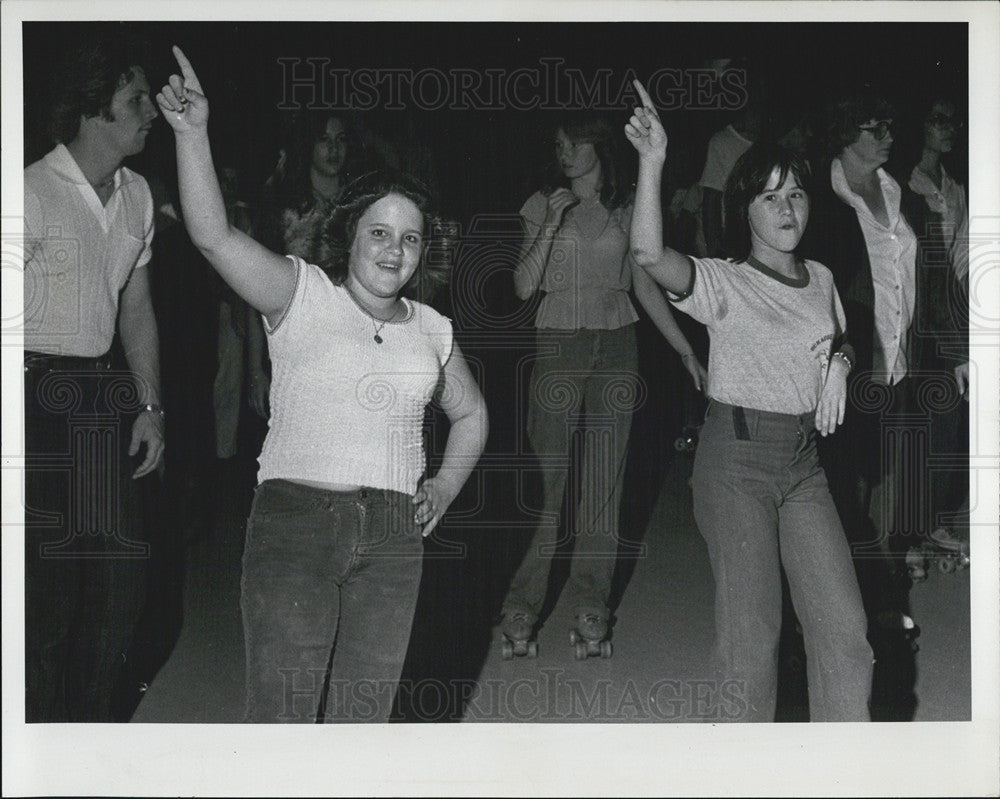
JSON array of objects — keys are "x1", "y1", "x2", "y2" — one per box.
[
  {"x1": 412, "y1": 477, "x2": 457, "y2": 537},
  {"x1": 156, "y1": 45, "x2": 209, "y2": 132},
  {"x1": 625, "y1": 79, "x2": 668, "y2": 161},
  {"x1": 816, "y1": 357, "x2": 849, "y2": 436}
]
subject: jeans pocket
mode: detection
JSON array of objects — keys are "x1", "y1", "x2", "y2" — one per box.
[{"x1": 253, "y1": 480, "x2": 321, "y2": 522}]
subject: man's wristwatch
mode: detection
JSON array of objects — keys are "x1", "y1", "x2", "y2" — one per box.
[{"x1": 141, "y1": 403, "x2": 165, "y2": 418}]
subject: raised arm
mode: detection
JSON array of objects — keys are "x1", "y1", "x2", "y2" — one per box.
[
  {"x1": 625, "y1": 79, "x2": 694, "y2": 295},
  {"x1": 157, "y1": 46, "x2": 294, "y2": 325}
]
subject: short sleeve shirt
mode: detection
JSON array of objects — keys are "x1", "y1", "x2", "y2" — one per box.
[
  {"x1": 671, "y1": 256, "x2": 847, "y2": 415},
  {"x1": 257, "y1": 257, "x2": 454, "y2": 494},
  {"x1": 23, "y1": 144, "x2": 154, "y2": 356},
  {"x1": 520, "y1": 191, "x2": 638, "y2": 330}
]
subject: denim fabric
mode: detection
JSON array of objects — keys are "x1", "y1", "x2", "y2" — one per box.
[
  {"x1": 241, "y1": 479, "x2": 423, "y2": 723},
  {"x1": 503, "y1": 325, "x2": 638, "y2": 619},
  {"x1": 692, "y1": 401, "x2": 873, "y2": 722},
  {"x1": 23, "y1": 355, "x2": 147, "y2": 722}
]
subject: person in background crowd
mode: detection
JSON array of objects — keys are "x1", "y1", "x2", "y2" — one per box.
[
  {"x1": 698, "y1": 83, "x2": 765, "y2": 257},
  {"x1": 500, "y1": 111, "x2": 705, "y2": 656},
  {"x1": 212, "y1": 165, "x2": 256, "y2": 459},
  {"x1": 248, "y1": 110, "x2": 363, "y2": 421},
  {"x1": 800, "y1": 89, "x2": 922, "y2": 625},
  {"x1": 897, "y1": 96, "x2": 970, "y2": 576}
]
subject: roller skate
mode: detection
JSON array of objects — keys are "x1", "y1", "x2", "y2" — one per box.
[
  {"x1": 569, "y1": 612, "x2": 612, "y2": 660},
  {"x1": 906, "y1": 527, "x2": 970, "y2": 580},
  {"x1": 501, "y1": 609, "x2": 538, "y2": 659},
  {"x1": 926, "y1": 526, "x2": 970, "y2": 574}
]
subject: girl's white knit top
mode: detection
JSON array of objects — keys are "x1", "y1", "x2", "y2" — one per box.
[{"x1": 257, "y1": 256, "x2": 454, "y2": 494}]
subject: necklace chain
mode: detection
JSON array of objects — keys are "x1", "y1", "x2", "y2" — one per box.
[{"x1": 345, "y1": 285, "x2": 405, "y2": 344}]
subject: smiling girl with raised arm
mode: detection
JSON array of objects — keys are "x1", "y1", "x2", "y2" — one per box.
[{"x1": 157, "y1": 46, "x2": 487, "y2": 723}]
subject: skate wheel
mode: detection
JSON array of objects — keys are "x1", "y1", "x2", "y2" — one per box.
[
  {"x1": 600, "y1": 640, "x2": 612, "y2": 659},
  {"x1": 527, "y1": 641, "x2": 538, "y2": 658},
  {"x1": 574, "y1": 642, "x2": 588, "y2": 660},
  {"x1": 939, "y1": 557, "x2": 955, "y2": 574},
  {"x1": 569, "y1": 629, "x2": 579, "y2": 645},
  {"x1": 502, "y1": 640, "x2": 514, "y2": 660},
  {"x1": 674, "y1": 438, "x2": 687, "y2": 452}
]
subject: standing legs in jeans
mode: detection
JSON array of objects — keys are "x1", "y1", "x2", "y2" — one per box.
[
  {"x1": 503, "y1": 325, "x2": 638, "y2": 621},
  {"x1": 240, "y1": 480, "x2": 423, "y2": 723},
  {"x1": 692, "y1": 402, "x2": 873, "y2": 722}
]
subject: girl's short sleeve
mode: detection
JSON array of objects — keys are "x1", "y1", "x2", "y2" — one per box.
[
  {"x1": 263, "y1": 254, "x2": 307, "y2": 336},
  {"x1": 670, "y1": 256, "x2": 726, "y2": 325},
  {"x1": 519, "y1": 192, "x2": 548, "y2": 231},
  {"x1": 413, "y1": 301, "x2": 455, "y2": 369}
]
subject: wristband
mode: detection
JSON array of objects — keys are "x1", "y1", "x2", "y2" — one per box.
[{"x1": 141, "y1": 403, "x2": 165, "y2": 418}]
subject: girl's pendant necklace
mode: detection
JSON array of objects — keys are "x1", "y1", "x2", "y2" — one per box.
[{"x1": 346, "y1": 285, "x2": 402, "y2": 344}]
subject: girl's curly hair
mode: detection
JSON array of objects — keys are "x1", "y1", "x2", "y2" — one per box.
[{"x1": 318, "y1": 170, "x2": 455, "y2": 303}]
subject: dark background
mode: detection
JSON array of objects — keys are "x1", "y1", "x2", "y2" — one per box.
[{"x1": 21, "y1": 21, "x2": 969, "y2": 722}]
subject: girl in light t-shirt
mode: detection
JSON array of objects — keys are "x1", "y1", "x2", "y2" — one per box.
[
  {"x1": 157, "y1": 47, "x2": 487, "y2": 723},
  {"x1": 626, "y1": 79, "x2": 873, "y2": 722}
]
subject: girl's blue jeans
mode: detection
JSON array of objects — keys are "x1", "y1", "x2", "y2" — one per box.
[
  {"x1": 503, "y1": 324, "x2": 638, "y2": 620},
  {"x1": 692, "y1": 400, "x2": 873, "y2": 722},
  {"x1": 241, "y1": 479, "x2": 423, "y2": 723}
]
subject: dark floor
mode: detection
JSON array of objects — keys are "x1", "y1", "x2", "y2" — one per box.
[{"x1": 125, "y1": 450, "x2": 972, "y2": 725}]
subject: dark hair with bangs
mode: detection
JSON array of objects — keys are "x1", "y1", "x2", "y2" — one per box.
[
  {"x1": 319, "y1": 170, "x2": 454, "y2": 302},
  {"x1": 49, "y1": 34, "x2": 150, "y2": 145},
  {"x1": 822, "y1": 89, "x2": 897, "y2": 158},
  {"x1": 542, "y1": 112, "x2": 632, "y2": 211},
  {"x1": 723, "y1": 142, "x2": 812, "y2": 262}
]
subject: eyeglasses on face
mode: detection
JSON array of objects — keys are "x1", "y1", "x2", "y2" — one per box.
[
  {"x1": 927, "y1": 112, "x2": 962, "y2": 129},
  {"x1": 858, "y1": 120, "x2": 893, "y2": 141}
]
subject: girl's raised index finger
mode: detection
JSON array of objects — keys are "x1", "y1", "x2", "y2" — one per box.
[
  {"x1": 171, "y1": 45, "x2": 202, "y2": 88},
  {"x1": 632, "y1": 79, "x2": 658, "y2": 114}
]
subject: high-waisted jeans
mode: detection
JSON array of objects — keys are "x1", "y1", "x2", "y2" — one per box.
[
  {"x1": 503, "y1": 325, "x2": 638, "y2": 620},
  {"x1": 241, "y1": 479, "x2": 423, "y2": 723},
  {"x1": 691, "y1": 400, "x2": 873, "y2": 722}
]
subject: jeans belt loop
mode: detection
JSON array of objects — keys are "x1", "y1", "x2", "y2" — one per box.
[{"x1": 732, "y1": 405, "x2": 751, "y2": 441}]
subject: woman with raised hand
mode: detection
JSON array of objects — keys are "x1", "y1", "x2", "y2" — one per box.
[
  {"x1": 157, "y1": 46, "x2": 488, "y2": 723},
  {"x1": 500, "y1": 111, "x2": 705, "y2": 660},
  {"x1": 626, "y1": 79, "x2": 872, "y2": 721}
]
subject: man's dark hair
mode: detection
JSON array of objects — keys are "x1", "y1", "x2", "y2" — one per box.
[{"x1": 49, "y1": 34, "x2": 150, "y2": 144}]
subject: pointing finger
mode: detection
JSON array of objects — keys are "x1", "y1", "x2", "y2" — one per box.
[
  {"x1": 632, "y1": 79, "x2": 658, "y2": 116},
  {"x1": 172, "y1": 45, "x2": 204, "y2": 93}
]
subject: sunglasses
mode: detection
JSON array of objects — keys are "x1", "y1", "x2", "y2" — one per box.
[
  {"x1": 858, "y1": 120, "x2": 893, "y2": 141},
  {"x1": 927, "y1": 113, "x2": 963, "y2": 129}
]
